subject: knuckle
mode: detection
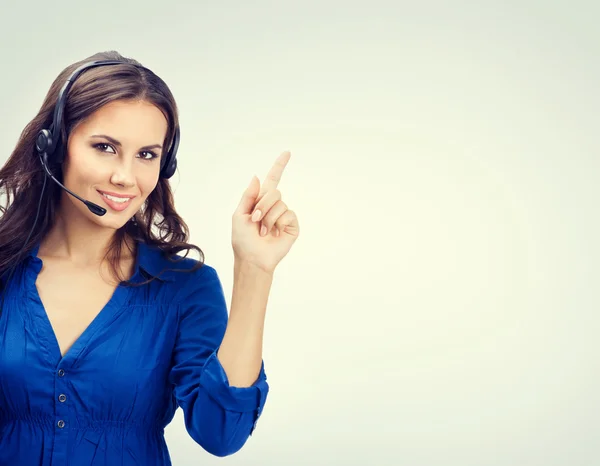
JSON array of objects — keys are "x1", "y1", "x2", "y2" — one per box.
[
  {"x1": 259, "y1": 190, "x2": 281, "y2": 210},
  {"x1": 266, "y1": 189, "x2": 281, "y2": 202}
]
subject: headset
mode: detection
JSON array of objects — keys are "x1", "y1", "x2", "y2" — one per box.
[
  {"x1": 35, "y1": 59, "x2": 180, "y2": 216},
  {"x1": 0, "y1": 60, "x2": 181, "y2": 316}
]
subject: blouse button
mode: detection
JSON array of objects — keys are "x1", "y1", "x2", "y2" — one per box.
[
  {"x1": 58, "y1": 394, "x2": 67, "y2": 402},
  {"x1": 57, "y1": 369, "x2": 65, "y2": 377},
  {"x1": 57, "y1": 420, "x2": 65, "y2": 428}
]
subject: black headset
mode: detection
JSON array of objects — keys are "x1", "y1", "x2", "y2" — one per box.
[{"x1": 36, "y1": 59, "x2": 179, "y2": 181}]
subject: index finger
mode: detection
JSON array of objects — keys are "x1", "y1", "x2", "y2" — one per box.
[{"x1": 260, "y1": 151, "x2": 291, "y2": 195}]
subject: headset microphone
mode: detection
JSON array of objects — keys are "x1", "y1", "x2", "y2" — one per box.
[{"x1": 37, "y1": 149, "x2": 107, "y2": 216}]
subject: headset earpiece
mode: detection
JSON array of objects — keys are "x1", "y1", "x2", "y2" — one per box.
[
  {"x1": 35, "y1": 129, "x2": 54, "y2": 155},
  {"x1": 161, "y1": 156, "x2": 177, "y2": 179},
  {"x1": 160, "y1": 126, "x2": 179, "y2": 179}
]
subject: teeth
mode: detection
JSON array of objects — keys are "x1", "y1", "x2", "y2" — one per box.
[{"x1": 102, "y1": 193, "x2": 130, "y2": 203}]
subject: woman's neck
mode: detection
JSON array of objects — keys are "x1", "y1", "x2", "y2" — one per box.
[{"x1": 39, "y1": 212, "x2": 130, "y2": 267}]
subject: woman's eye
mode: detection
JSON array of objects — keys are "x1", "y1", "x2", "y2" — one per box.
[
  {"x1": 139, "y1": 151, "x2": 158, "y2": 160},
  {"x1": 92, "y1": 143, "x2": 157, "y2": 160},
  {"x1": 94, "y1": 143, "x2": 115, "y2": 154}
]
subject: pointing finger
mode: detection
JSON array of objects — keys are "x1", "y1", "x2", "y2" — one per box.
[{"x1": 260, "y1": 151, "x2": 291, "y2": 196}]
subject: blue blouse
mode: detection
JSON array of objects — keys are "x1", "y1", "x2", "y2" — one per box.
[{"x1": 0, "y1": 242, "x2": 269, "y2": 465}]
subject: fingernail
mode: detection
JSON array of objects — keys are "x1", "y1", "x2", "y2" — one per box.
[
  {"x1": 275, "y1": 228, "x2": 280, "y2": 237},
  {"x1": 260, "y1": 225, "x2": 267, "y2": 236},
  {"x1": 252, "y1": 210, "x2": 262, "y2": 222}
]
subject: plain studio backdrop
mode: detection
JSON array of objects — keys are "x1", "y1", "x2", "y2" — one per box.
[{"x1": 1, "y1": 1, "x2": 599, "y2": 465}]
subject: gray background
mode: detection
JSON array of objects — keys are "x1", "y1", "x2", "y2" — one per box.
[{"x1": 1, "y1": 1, "x2": 599, "y2": 465}]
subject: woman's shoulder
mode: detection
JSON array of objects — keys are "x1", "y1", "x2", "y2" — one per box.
[{"x1": 135, "y1": 241, "x2": 220, "y2": 288}]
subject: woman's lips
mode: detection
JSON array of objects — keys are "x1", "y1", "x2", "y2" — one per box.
[{"x1": 97, "y1": 190, "x2": 135, "y2": 212}]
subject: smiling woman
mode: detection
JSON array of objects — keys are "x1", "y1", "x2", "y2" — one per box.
[
  {"x1": 63, "y1": 99, "x2": 168, "y2": 222},
  {"x1": 0, "y1": 53, "x2": 189, "y2": 286},
  {"x1": 0, "y1": 51, "x2": 293, "y2": 465}
]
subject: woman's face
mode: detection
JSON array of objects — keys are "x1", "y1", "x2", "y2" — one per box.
[{"x1": 61, "y1": 99, "x2": 169, "y2": 230}]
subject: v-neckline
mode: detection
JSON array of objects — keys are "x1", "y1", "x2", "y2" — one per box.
[
  {"x1": 30, "y1": 281, "x2": 129, "y2": 363},
  {"x1": 21, "y1": 241, "x2": 143, "y2": 366}
]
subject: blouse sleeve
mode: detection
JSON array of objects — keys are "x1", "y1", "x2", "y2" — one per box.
[{"x1": 169, "y1": 264, "x2": 269, "y2": 457}]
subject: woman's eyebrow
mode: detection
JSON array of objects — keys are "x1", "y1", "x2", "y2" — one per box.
[{"x1": 90, "y1": 134, "x2": 163, "y2": 150}]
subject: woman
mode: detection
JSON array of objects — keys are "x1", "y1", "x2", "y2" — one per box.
[{"x1": 0, "y1": 50, "x2": 299, "y2": 464}]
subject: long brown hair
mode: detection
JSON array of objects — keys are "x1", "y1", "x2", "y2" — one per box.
[{"x1": 0, "y1": 50, "x2": 204, "y2": 286}]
